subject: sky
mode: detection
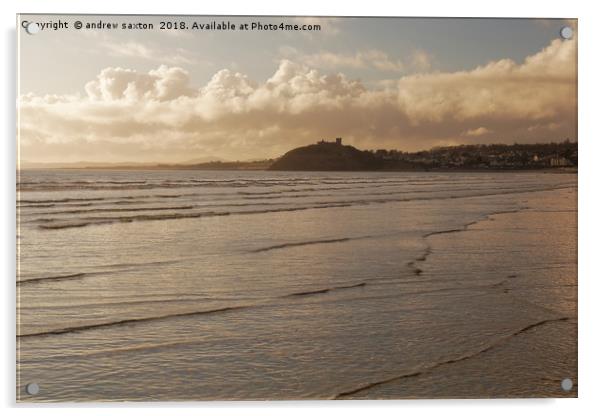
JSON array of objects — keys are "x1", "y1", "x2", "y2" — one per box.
[{"x1": 18, "y1": 15, "x2": 577, "y2": 164}]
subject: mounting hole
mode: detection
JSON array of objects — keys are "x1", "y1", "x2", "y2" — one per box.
[
  {"x1": 25, "y1": 22, "x2": 40, "y2": 35},
  {"x1": 561, "y1": 378, "x2": 573, "y2": 392},
  {"x1": 25, "y1": 383, "x2": 39, "y2": 395},
  {"x1": 560, "y1": 26, "x2": 573, "y2": 40}
]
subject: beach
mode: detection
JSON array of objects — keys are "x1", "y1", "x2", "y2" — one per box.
[{"x1": 16, "y1": 170, "x2": 577, "y2": 400}]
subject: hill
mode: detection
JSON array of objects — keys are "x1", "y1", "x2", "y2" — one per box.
[{"x1": 269, "y1": 141, "x2": 384, "y2": 171}]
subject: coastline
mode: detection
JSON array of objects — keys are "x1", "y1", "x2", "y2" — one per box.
[{"x1": 17, "y1": 167, "x2": 578, "y2": 173}]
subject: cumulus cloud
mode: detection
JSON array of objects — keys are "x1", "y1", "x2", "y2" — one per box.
[
  {"x1": 84, "y1": 65, "x2": 194, "y2": 101},
  {"x1": 395, "y1": 39, "x2": 576, "y2": 126},
  {"x1": 18, "y1": 38, "x2": 577, "y2": 164}
]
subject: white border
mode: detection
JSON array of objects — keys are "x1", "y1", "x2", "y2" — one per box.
[{"x1": 3, "y1": 1, "x2": 601, "y2": 414}]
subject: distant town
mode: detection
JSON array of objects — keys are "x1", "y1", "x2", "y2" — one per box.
[{"x1": 367, "y1": 139, "x2": 578, "y2": 169}]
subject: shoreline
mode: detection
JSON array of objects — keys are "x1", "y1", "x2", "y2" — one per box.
[{"x1": 17, "y1": 167, "x2": 578, "y2": 174}]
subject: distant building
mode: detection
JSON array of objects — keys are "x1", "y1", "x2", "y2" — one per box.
[
  {"x1": 550, "y1": 156, "x2": 572, "y2": 167},
  {"x1": 317, "y1": 138, "x2": 343, "y2": 145}
]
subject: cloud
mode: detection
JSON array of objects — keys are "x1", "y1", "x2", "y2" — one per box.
[
  {"x1": 279, "y1": 47, "x2": 435, "y2": 74},
  {"x1": 303, "y1": 50, "x2": 404, "y2": 72},
  {"x1": 18, "y1": 38, "x2": 576, "y2": 164},
  {"x1": 410, "y1": 50, "x2": 433, "y2": 72},
  {"x1": 280, "y1": 47, "x2": 404, "y2": 72},
  {"x1": 395, "y1": 39, "x2": 576, "y2": 127},
  {"x1": 100, "y1": 40, "x2": 195, "y2": 65},
  {"x1": 102, "y1": 41, "x2": 155, "y2": 60},
  {"x1": 84, "y1": 65, "x2": 194, "y2": 101},
  {"x1": 463, "y1": 127, "x2": 492, "y2": 137},
  {"x1": 280, "y1": 46, "x2": 434, "y2": 73}
]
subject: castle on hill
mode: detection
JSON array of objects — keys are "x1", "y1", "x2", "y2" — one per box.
[{"x1": 317, "y1": 137, "x2": 343, "y2": 145}]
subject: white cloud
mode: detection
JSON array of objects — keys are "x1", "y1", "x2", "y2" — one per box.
[
  {"x1": 395, "y1": 39, "x2": 576, "y2": 124},
  {"x1": 84, "y1": 65, "x2": 193, "y2": 101}
]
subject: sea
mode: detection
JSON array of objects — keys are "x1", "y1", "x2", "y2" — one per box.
[{"x1": 16, "y1": 170, "x2": 577, "y2": 401}]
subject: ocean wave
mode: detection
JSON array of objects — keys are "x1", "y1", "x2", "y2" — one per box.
[
  {"x1": 18, "y1": 176, "x2": 572, "y2": 193},
  {"x1": 334, "y1": 316, "x2": 571, "y2": 398},
  {"x1": 285, "y1": 282, "x2": 367, "y2": 297},
  {"x1": 37, "y1": 211, "x2": 232, "y2": 229},
  {"x1": 32, "y1": 205, "x2": 196, "y2": 216},
  {"x1": 17, "y1": 259, "x2": 180, "y2": 284},
  {"x1": 250, "y1": 237, "x2": 353, "y2": 253},
  {"x1": 423, "y1": 208, "x2": 525, "y2": 238},
  {"x1": 17, "y1": 273, "x2": 88, "y2": 285},
  {"x1": 17, "y1": 180, "x2": 574, "y2": 215},
  {"x1": 31, "y1": 185, "x2": 570, "y2": 230},
  {"x1": 18, "y1": 305, "x2": 250, "y2": 338},
  {"x1": 35, "y1": 204, "x2": 356, "y2": 229},
  {"x1": 19, "y1": 197, "x2": 105, "y2": 204},
  {"x1": 17, "y1": 280, "x2": 371, "y2": 337},
  {"x1": 15, "y1": 280, "x2": 531, "y2": 338}
]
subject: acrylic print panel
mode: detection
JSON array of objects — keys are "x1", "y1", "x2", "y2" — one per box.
[{"x1": 16, "y1": 14, "x2": 577, "y2": 402}]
